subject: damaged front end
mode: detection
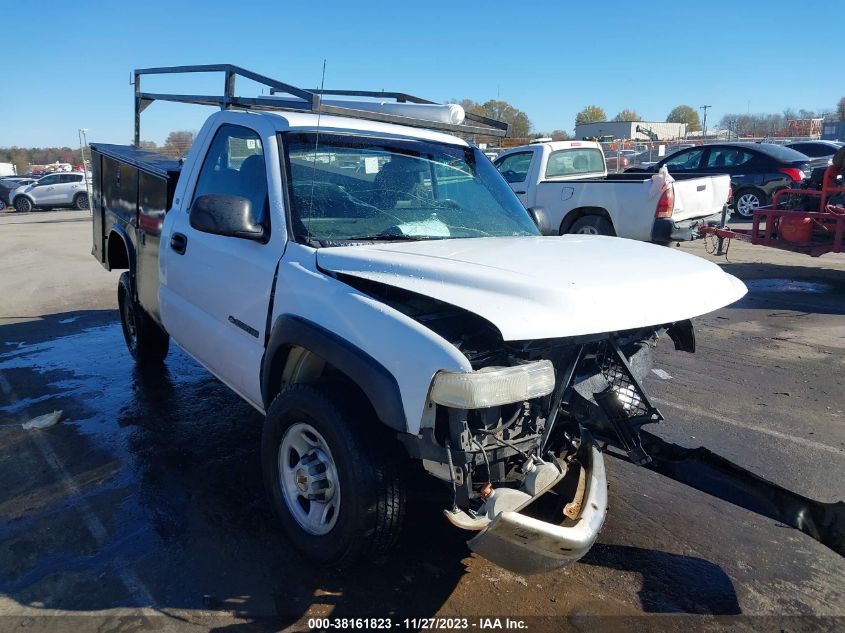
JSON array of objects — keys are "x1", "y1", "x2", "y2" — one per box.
[
  {"x1": 400, "y1": 315, "x2": 844, "y2": 573},
  {"x1": 398, "y1": 321, "x2": 674, "y2": 573}
]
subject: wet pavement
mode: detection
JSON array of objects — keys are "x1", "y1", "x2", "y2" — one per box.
[{"x1": 1, "y1": 211, "x2": 844, "y2": 631}]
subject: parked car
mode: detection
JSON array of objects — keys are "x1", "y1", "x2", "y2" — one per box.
[
  {"x1": 785, "y1": 140, "x2": 843, "y2": 161},
  {"x1": 626, "y1": 142, "x2": 813, "y2": 218},
  {"x1": 627, "y1": 145, "x2": 691, "y2": 170},
  {"x1": 494, "y1": 140, "x2": 730, "y2": 243},
  {"x1": 0, "y1": 177, "x2": 35, "y2": 209},
  {"x1": 90, "y1": 64, "x2": 752, "y2": 574},
  {"x1": 9, "y1": 172, "x2": 90, "y2": 213},
  {"x1": 603, "y1": 149, "x2": 638, "y2": 173}
]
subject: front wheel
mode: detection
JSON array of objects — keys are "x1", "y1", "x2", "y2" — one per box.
[
  {"x1": 262, "y1": 383, "x2": 405, "y2": 568},
  {"x1": 117, "y1": 272, "x2": 169, "y2": 364},
  {"x1": 14, "y1": 197, "x2": 32, "y2": 213},
  {"x1": 73, "y1": 193, "x2": 89, "y2": 210},
  {"x1": 733, "y1": 189, "x2": 765, "y2": 218}
]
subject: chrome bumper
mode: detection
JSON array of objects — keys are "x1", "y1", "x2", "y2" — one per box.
[{"x1": 468, "y1": 445, "x2": 607, "y2": 574}]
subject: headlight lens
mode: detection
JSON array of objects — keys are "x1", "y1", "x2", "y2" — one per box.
[{"x1": 429, "y1": 360, "x2": 556, "y2": 409}]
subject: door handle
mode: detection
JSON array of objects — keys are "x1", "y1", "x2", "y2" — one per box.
[
  {"x1": 170, "y1": 232, "x2": 187, "y2": 255},
  {"x1": 515, "y1": 190, "x2": 527, "y2": 194}
]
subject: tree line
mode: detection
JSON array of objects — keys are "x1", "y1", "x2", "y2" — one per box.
[
  {"x1": 574, "y1": 104, "x2": 702, "y2": 131},
  {"x1": 4, "y1": 96, "x2": 843, "y2": 171},
  {"x1": 0, "y1": 131, "x2": 197, "y2": 173},
  {"x1": 574, "y1": 97, "x2": 845, "y2": 136}
]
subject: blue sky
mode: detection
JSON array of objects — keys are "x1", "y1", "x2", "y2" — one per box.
[{"x1": 0, "y1": 0, "x2": 841, "y2": 148}]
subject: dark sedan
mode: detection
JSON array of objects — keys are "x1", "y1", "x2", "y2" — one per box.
[
  {"x1": 626, "y1": 142, "x2": 812, "y2": 217},
  {"x1": 785, "y1": 140, "x2": 843, "y2": 161}
]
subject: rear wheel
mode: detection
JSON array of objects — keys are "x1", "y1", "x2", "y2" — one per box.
[
  {"x1": 0, "y1": 200, "x2": 6, "y2": 211},
  {"x1": 568, "y1": 215, "x2": 615, "y2": 236},
  {"x1": 733, "y1": 189, "x2": 765, "y2": 218},
  {"x1": 14, "y1": 197, "x2": 32, "y2": 213},
  {"x1": 262, "y1": 383, "x2": 405, "y2": 568},
  {"x1": 73, "y1": 193, "x2": 89, "y2": 210},
  {"x1": 117, "y1": 272, "x2": 169, "y2": 364}
]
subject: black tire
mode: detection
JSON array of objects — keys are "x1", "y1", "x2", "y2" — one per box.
[
  {"x1": 262, "y1": 382, "x2": 405, "y2": 568},
  {"x1": 567, "y1": 214, "x2": 615, "y2": 236},
  {"x1": 0, "y1": 200, "x2": 6, "y2": 211},
  {"x1": 117, "y1": 272, "x2": 169, "y2": 364},
  {"x1": 73, "y1": 193, "x2": 89, "y2": 210},
  {"x1": 733, "y1": 188, "x2": 766, "y2": 218},
  {"x1": 14, "y1": 197, "x2": 32, "y2": 213}
]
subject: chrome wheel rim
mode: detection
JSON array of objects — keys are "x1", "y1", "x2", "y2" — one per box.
[
  {"x1": 736, "y1": 193, "x2": 759, "y2": 217},
  {"x1": 76, "y1": 195, "x2": 88, "y2": 209},
  {"x1": 278, "y1": 422, "x2": 340, "y2": 536}
]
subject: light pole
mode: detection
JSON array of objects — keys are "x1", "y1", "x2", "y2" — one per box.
[
  {"x1": 78, "y1": 128, "x2": 92, "y2": 215},
  {"x1": 700, "y1": 105, "x2": 711, "y2": 140}
]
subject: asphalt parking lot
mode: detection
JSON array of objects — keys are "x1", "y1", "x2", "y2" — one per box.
[{"x1": 1, "y1": 209, "x2": 844, "y2": 632}]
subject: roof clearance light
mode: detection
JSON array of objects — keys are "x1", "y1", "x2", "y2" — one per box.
[{"x1": 430, "y1": 361, "x2": 556, "y2": 409}]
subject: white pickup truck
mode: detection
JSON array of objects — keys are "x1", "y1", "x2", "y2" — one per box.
[
  {"x1": 89, "y1": 66, "x2": 844, "y2": 574},
  {"x1": 494, "y1": 140, "x2": 731, "y2": 243}
]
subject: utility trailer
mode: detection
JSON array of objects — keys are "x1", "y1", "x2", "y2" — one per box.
[
  {"x1": 90, "y1": 144, "x2": 181, "y2": 322},
  {"x1": 699, "y1": 165, "x2": 845, "y2": 257}
]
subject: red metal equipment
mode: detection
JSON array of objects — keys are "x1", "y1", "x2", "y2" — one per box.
[{"x1": 699, "y1": 166, "x2": 845, "y2": 257}]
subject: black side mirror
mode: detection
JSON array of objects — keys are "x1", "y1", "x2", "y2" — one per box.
[
  {"x1": 189, "y1": 194, "x2": 266, "y2": 241},
  {"x1": 527, "y1": 207, "x2": 552, "y2": 235}
]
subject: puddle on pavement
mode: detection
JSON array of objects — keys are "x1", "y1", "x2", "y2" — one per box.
[
  {"x1": 0, "y1": 320, "x2": 470, "y2": 617},
  {"x1": 745, "y1": 278, "x2": 832, "y2": 294}
]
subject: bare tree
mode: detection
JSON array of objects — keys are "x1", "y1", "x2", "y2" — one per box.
[{"x1": 162, "y1": 131, "x2": 196, "y2": 158}]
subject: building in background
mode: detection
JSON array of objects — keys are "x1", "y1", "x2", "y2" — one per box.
[
  {"x1": 821, "y1": 120, "x2": 845, "y2": 141},
  {"x1": 575, "y1": 120, "x2": 687, "y2": 141}
]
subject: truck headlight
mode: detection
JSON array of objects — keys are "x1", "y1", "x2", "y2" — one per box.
[{"x1": 430, "y1": 360, "x2": 556, "y2": 409}]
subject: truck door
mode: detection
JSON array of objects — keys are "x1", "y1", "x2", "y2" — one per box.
[
  {"x1": 494, "y1": 151, "x2": 534, "y2": 206},
  {"x1": 159, "y1": 123, "x2": 283, "y2": 408}
]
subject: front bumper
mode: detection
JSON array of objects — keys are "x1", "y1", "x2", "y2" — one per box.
[
  {"x1": 652, "y1": 210, "x2": 723, "y2": 243},
  {"x1": 467, "y1": 445, "x2": 607, "y2": 574}
]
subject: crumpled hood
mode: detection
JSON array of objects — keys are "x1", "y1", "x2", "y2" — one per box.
[{"x1": 317, "y1": 236, "x2": 747, "y2": 341}]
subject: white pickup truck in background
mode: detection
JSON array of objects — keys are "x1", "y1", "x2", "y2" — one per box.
[{"x1": 494, "y1": 140, "x2": 731, "y2": 243}]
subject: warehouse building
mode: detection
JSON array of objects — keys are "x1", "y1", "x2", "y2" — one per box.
[
  {"x1": 575, "y1": 120, "x2": 687, "y2": 141},
  {"x1": 821, "y1": 120, "x2": 845, "y2": 141}
]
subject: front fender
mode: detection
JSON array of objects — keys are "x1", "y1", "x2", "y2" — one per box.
[{"x1": 268, "y1": 243, "x2": 472, "y2": 434}]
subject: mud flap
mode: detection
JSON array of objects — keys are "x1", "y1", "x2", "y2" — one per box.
[
  {"x1": 637, "y1": 431, "x2": 845, "y2": 556},
  {"x1": 467, "y1": 445, "x2": 608, "y2": 574}
]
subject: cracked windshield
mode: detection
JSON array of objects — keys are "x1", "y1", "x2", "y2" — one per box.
[{"x1": 284, "y1": 133, "x2": 539, "y2": 243}]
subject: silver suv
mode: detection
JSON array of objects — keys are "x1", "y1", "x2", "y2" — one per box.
[{"x1": 10, "y1": 172, "x2": 90, "y2": 212}]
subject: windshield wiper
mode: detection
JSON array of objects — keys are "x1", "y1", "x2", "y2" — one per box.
[{"x1": 341, "y1": 233, "x2": 434, "y2": 242}]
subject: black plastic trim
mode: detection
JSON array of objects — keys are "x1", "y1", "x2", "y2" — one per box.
[{"x1": 261, "y1": 314, "x2": 407, "y2": 431}]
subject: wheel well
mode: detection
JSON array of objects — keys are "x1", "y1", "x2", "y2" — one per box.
[
  {"x1": 106, "y1": 231, "x2": 130, "y2": 270},
  {"x1": 262, "y1": 316, "x2": 408, "y2": 432},
  {"x1": 735, "y1": 186, "x2": 766, "y2": 199},
  {"x1": 559, "y1": 207, "x2": 613, "y2": 235},
  {"x1": 267, "y1": 345, "x2": 374, "y2": 418}
]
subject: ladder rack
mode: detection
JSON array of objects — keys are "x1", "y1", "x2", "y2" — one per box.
[{"x1": 133, "y1": 64, "x2": 510, "y2": 146}]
